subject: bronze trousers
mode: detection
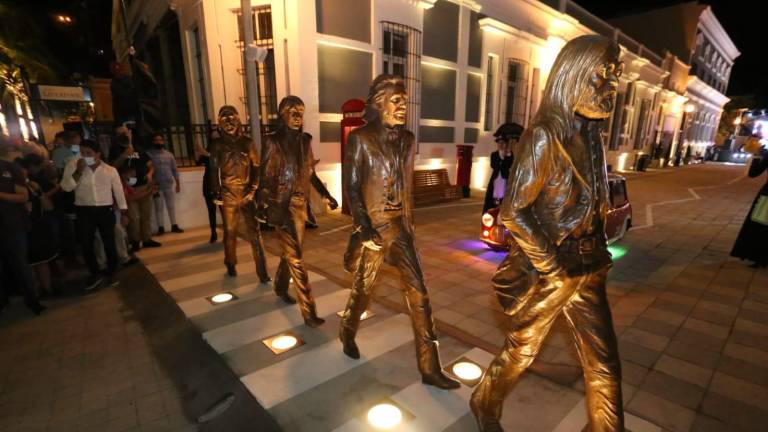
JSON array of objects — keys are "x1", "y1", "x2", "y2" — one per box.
[
  {"x1": 472, "y1": 265, "x2": 623, "y2": 431},
  {"x1": 340, "y1": 217, "x2": 445, "y2": 376},
  {"x1": 221, "y1": 200, "x2": 270, "y2": 282},
  {"x1": 274, "y1": 196, "x2": 319, "y2": 319}
]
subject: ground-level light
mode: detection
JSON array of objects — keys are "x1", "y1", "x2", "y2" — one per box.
[
  {"x1": 482, "y1": 213, "x2": 494, "y2": 227},
  {"x1": 445, "y1": 357, "x2": 485, "y2": 386},
  {"x1": 206, "y1": 292, "x2": 238, "y2": 305},
  {"x1": 336, "y1": 309, "x2": 375, "y2": 321},
  {"x1": 367, "y1": 403, "x2": 402, "y2": 429},
  {"x1": 482, "y1": 230, "x2": 490, "y2": 237},
  {"x1": 262, "y1": 332, "x2": 304, "y2": 355}
]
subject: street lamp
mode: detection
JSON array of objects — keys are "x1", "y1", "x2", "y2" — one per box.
[{"x1": 55, "y1": 14, "x2": 73, "y2": 24}]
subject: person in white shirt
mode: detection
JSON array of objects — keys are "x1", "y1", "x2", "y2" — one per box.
[{"x1": 61, "y1": 140, "x2": 128, "y2": 290}]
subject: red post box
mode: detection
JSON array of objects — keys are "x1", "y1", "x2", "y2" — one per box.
[
  {"x1": 456, "y1": 144, "x2": 474, "y2": 198},
  {"x1": 340, "y1": 99, "x2": 366, "y2": 215}
]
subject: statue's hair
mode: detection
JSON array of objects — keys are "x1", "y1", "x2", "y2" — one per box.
[
  {"x1": 218, "y1": 105, "x2": 238, "y2": 118},
  {"x1": 531, "y1": 35, "x2": 620, "y2": 145},
  {"x1": 276, "y1": 95, "x2": 305, "y2": 131},
  {"x1": 364, "y1": 74, "x2": 407, "y2": 123}
]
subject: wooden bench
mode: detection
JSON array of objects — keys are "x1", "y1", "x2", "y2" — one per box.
[{"x1": 413, "y1": 169, "x2": 462, "y2": 208}]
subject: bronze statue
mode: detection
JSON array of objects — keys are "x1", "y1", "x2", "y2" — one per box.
[
  {"x1": 257, "y1": 96, "x2": 338, "y2": 327},
  {"x1": 339, "y1": 75, "x2": 460, "y2": 390},
  {"x1": 470, "y1": 35, "x2": 625, "y2": 432},
  {"x1": 209, "y1": 105, "x2": 270, "y2": 281}
]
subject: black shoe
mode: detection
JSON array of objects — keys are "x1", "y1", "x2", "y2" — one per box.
[
  {"x1": 226, "y1": 264, "x2": 237, "y2": 277},
  {"x1": 27, "y1": 302, "x2": 47, "y2": 315},
  {"x1": 130, "y1": 241, "x2": 141, "y2": 253},
  {"x1": 122, "y1": 256, "x2": 139, "y2": 267},
  {"x1": 260, "y1": 276, "x2": 272, "y2": 284},
  {"x1": 305, "y1": 221, "x2": 318, "y2": 229},
  {"x1": 422, "y1": 371, "x2": 461, "y2": 390},
  {"x1": 276, "y1": 291, "x2": 297, "y2": 304},
  {"x1": 103, "y1": 275, "x2": 119, "y2": 288},
  {"x1": 340, "y1": 331, "x2": 360, "y2": 359},
  {"x1": 156, "y1": 226, "x2": 165, "y2": 236},
  {"x1": 84, "y1": 275, "x2": 103, "y2": 291},
  {"x1": 209, "y1": 232, "x2": 218, "y2": 243},
  {"x1": 142, "y1": 239, "x2": 162, "y2": 248},
  {"x1": 749, "y1": 261, "x2": 767, "y2": 268},
  {"x1": 304, "y1": 315, "x2": 325, "y2": 328},
  {"x1": 171, "y1": 225, "x2": 184, "y2": 233}
]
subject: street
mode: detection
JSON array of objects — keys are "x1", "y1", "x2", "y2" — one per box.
[{"x1": 1, "y1": 162, "x2": 766, "y2": 432}]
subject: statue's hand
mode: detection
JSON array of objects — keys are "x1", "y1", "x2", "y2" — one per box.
[
  {"x1": 360, "y1": 226, "x2": 383, "y2": 251},
  {"x1": 326, "y1": 196, "x2": 339, "y2": 211}
]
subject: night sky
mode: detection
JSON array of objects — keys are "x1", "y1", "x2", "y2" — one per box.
[
  {"x1": 1, "y1": 0, "x2": 761, "y2": 106},
  {"x1": 577, "y1": 0, "x2": 763, "y2": 105}
]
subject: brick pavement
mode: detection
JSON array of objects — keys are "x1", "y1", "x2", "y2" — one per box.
[{"x1": 290, "y1": 162, "x2": 768, "y2": 431}]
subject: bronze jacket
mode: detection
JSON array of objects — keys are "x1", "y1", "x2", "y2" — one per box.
[
  {"x1": 500, "y1": 116, "x2": 610, "y2": 274},
  {"x1": 258, "y1": 130, "x2": 331, "y2": 225},
  {"x1": 343, "y1": 121, "x2": 415, "y2": 232},
  {"x1": 208, "y1": 133, "x2": 260, "y2": 206}
]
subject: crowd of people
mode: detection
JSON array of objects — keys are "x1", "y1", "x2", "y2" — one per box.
[{"x1": 0, "y1": 127, "x2": 185, "y2": 317}]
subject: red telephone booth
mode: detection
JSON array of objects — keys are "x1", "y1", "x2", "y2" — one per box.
[{"x1": 340, "y1": 99, "x2": 366, "y2": 215}]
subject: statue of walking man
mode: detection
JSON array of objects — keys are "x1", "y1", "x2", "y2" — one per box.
[
  {"x1": 339, "y1": 75, "x2": 460, "y2": 390},
  {"x1": 209, "y1": 105, "x2": 270, "y2": 281},
  {"x1": 471, "y1": 35, "x2": 625, "y2": 431}
]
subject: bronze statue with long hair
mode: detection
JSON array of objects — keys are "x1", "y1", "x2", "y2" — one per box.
[
  {"x1": 470, "y1": 35, "x2": 625, "y2": 431},
  {"x1": 339, "y1": 74, "x2": 460, "y2": 390},
  {"x1": 257, "y1": 96, "x2": 338, "y2": 327}
]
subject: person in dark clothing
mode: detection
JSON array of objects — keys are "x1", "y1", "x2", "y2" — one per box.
[
  {"x1": 483, "y1": 123, "x2": 524, "y2": 212},
  {"x1": 0, "y1": 144, "x2": 46, "y2": 315},
  {"x1": 110, "y1": 128, "x2": 160, "y2": 251},
  {"x1": 731, "y1": 146, "x2": 768, "y2": 268},
  {"x1": 196, "y1": 142, "x2": 219, "y2": 243}
]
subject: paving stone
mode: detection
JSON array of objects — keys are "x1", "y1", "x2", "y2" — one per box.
[
  {"x1": 618, "y1": 340, "x2": 662, "y2": 368},
  {"x1": 709, "y1": 372, "x2": 768, "y2": 410},
  {"x1": 722, "y1": 341, "x2": 768, "y2": 366},
  {"x1": 621, "y1": 328, "x2": 670, "y2": 351},
  {"x1": 627, "y1": 390, "x2": 696, "y2": 432},
  {"x1": 672, "y1": 328, "x2": 727, "y2": 352},
  {"x1": 664, "y1": 340, "x2": 721, "y2": 370},
  {"x1": 632, "y1": 316, "x2": 679, "y2": 338},
  {"x1": 654, "y1": 355, "x2": 713, "y2": 388},
  {"x1": 716, "y1": 355, "x2": 768, "y2": 384},
  {"x1": 682, "y1": 317, "x2": 730, "y2": 339},
  {"x1": 689, "y1": 414, "x2": 732, "y2": 432},
  {"x1": 699, "y1": 391, "x2": 768, "y2": 431},
  {"x1": 640, "y1": 370, "x2": 706, "y2": 409}
]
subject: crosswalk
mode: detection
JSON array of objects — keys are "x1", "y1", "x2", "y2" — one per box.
[{"x1": 138, "y1": 226, "x2": 660, "y2": 432}]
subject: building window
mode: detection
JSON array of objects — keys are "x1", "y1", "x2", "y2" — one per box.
[
  {"x1": 633, "y1": 98, "x2": 652, "y2": 149},
  {"x1": 484, "y1": 55, "x2": 497, "y2": 131},
  {"x1": 381, "y1": 21, "x2": 422, "y2": 138},
  {"x1": 190, "y1": 27, "x2": 209, "y2": 123},
  {"x1": 236, "y1": 5, "x2": 278, "y2": 130},
  {"x1": 504, "y1": 59, "x2": 528, "y2": 126}
]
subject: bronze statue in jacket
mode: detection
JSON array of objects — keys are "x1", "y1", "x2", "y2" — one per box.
[
  {"x1": 339, "y1": 75, "x2": 460, "y2": 390},
  {"x1": 208, "y1": 105, "x2": 270, "y2": 281},
  {"x1": 258, "y1": 96, "x2": 338, "y2": 327},
  {"x1": 470, "y1": 35, "x2": 625, "y2": 431}
]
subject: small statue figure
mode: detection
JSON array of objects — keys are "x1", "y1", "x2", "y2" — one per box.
[
  {"x1": 208, "y1": 105, "x2": 270, "y2": 281},
  {"x1": 339, "y1": 75, "x2": 460, "y2": 390},
  {"x1": 470, "y1": 35, "x2": 625, "y2": 431},
  {"x1": 258, "y1": 96, "x2": 338, "y2": 327}
]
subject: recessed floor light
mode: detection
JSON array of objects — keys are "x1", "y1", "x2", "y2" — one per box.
[
  {"x1": 367, "y1": 403, "x2": 402, "y2": 429},
  {"x1": 262, "y1": 332, "x2": 305, "y2": 355},
  {"x1": 445, "y1": 357, "x2": 485, "y2": 386},
  {"x1": 206, "y1": 292, "x2": 238, "y2": 305}
]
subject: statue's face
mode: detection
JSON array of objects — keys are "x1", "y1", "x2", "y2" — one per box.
[
  {"x1": 219, "y1": 112, "x2": 241, "y2": 136},
  {"x1": 379, "y1": 87, "x2": 408, "y2": 127},
  {"x1": 576, "y1": 57, "x2": 623, "y2": 120},
  {"x1": 282, "y1": 105, "x2": 305, "y2": 130}
]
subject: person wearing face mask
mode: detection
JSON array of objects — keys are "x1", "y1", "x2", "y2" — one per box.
[
  {"x1": 209, "y1": 105, "x2": 270, "y2": 281},
  {"x1": 257, "y1": 96, "x2": 338, "y2": 327},
  {"x1": 470, "y1": 35, "x2": 625, "y2": 432},
  {"x1": 61, "y1": 140, "x2": 129, "y2": 290},
  {"x1": 51, "y1": 131, "x2": 81, "y2": 171},
  {"x1": 147, "y1": 133, "x2": 183, "y2": 235},
  {"x1": 339, "y1": 75, "x2": 461, "y2": 390},
  {"x1": 110, "y1": 126, "x2": 160, "y2": 252}
]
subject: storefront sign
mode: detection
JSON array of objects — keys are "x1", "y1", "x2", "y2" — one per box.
[{"x1": 36, "y1": 85, "x2": 91, "y2": 102}]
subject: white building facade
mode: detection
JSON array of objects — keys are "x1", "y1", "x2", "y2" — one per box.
[{"x1": 113, "y1": 0, "x2": 695, "y2": 226}]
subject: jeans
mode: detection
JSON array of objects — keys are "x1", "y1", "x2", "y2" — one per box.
[
  {"x1": 0, "y1": 231, "x2": 39, "y2": 306},
  {"x1": 154, "y1": 187, "x2": 177, "y2": 227},
  {"x1": 128, "y1": 192, "x2": 153, "y2": 242},
  {"x1": 76, "y1": 206, "x2": 118, "y2": 276}
]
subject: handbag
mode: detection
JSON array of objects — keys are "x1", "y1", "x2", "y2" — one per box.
[{"x1": 751, "y1": 195, "x2": 768, "y2": 225}]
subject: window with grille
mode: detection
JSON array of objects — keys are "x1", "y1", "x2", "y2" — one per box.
[
  {"x1": 381, "y1": 21, "x2": 422, "y2": 139},
  {"x1": 504, "y1": 59, "x2": 528, "y2": 126},
  {"x1": 235, "y1": 6, "x2": 278, "y2": 131}
]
